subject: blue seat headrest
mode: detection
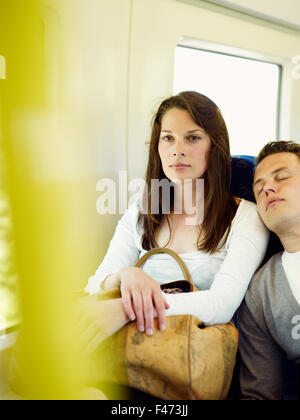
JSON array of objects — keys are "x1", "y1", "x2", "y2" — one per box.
[{"x1": 230, "y1": 155, "x2": 256, "y2": 202}]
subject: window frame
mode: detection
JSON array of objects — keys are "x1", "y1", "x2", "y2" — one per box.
[{"x1": 175, "y1": 36, "x2": 289, "y2": 149}]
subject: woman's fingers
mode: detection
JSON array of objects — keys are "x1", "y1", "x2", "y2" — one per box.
[
  {"x1": 123, "y1": 289, "x2": 168, "y2": 335},
  {"x1": 131, "y1": 289, "x2": 145, "y2": 333},
  {"x1": 84, "y1": 330, "x2": 105, "y2": 356},
  {"x1": 121, "y1": 288, "x2": 136, "y2": 322},
  {"x1": 78, "y1": 322, "x2": 99, "y2": 356},
  {"x1": 153, "y1": 292, "x2": 167, "y2": 331},
  {"x1": 142, "y1": 292, "x2": 154, "y2": 336},
  {"x1": 119, "y1": 269, "x2": 170, "y2": 336}
]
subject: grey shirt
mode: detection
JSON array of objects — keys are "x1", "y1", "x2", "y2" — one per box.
[{"x1": 238, "y1": 252, "x2": 300, "y2": 400}]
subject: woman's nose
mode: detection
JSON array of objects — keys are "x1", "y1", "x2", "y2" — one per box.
[
  {"x1": 172, "y1": 151, "x2": 185, "y2": 156},
  {"x1": 172, "y1": 142, "x2": 186, "y2": 156}
]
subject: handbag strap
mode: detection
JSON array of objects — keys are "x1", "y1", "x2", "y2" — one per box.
[{"x1": 135, "y1": 247, "x2": 191, "y2": 284}]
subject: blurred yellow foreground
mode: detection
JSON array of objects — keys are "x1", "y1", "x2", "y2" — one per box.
[{"x1": 0, "y1": 0, "x2": 112, "y2": 399}]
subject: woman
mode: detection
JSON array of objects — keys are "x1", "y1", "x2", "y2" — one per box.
[{"x1": 83, "y1": 91, "x2": 269, "y2": 354}]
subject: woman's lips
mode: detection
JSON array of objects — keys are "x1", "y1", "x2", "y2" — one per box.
[{"x1": 170, "y1": 164, "x2": 191, "y2": 169}]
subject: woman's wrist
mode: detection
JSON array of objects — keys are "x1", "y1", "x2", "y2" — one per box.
[
  {"x1": 118, "y1": 266, "x2": 140, "y2": 278},
  {"x1": 101, "y1": 267, "x2": 140, "y2": 290},
  {"x1": 101, "y1": 272, "x2": 121, "y2": 290}
]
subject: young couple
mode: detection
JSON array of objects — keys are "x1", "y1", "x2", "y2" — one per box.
[{"x1": 84, "y1": 91, "x2": 300, "y2": 400}]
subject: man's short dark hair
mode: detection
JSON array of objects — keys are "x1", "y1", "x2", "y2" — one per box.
[{"x1": 257, "y1": 140, "x2": 300, "y2": 165}]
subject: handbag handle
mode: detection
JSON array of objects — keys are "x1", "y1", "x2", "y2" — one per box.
[{"x1": 135, "y1": 247, "x2": 191, "y2": 284}]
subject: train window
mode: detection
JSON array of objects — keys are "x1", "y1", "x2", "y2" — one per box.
[{"x1": 173, "y1": 43, "x2": 282, "y2": 156}]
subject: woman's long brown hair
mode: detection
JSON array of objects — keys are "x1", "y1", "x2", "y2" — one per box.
[{"x1": 137, "y1": 91, "x2": 238, "y2": 253}]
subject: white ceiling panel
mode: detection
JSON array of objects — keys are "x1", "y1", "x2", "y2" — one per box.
[{"x1": 206, "y1": 0, "x2": 300, "y2": 30}]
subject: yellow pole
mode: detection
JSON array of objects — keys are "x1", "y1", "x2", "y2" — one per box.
[{"x1": 0, "y1": 0, "x2": 101, "y2": 399}]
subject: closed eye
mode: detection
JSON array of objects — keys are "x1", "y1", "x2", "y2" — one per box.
[
  {"x1": 277, "y1": 175, "x2": 290, "y2": 181},
  {"x1": 255, "y1": 175, "x2": 290, "y2": 197}
]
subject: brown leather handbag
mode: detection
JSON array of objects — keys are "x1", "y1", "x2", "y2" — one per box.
[{"x1": 92, "y1": 248, "x2": 239, "y2": 400}]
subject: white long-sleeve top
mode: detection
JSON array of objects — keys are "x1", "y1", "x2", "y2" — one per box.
[{"x1": 85, "y1": 199, "x2": 269, "y2": 325}]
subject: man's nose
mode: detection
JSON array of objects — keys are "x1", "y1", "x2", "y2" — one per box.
[{"x1": 263, "y1": 180, "x2": 277, "y2": 195}]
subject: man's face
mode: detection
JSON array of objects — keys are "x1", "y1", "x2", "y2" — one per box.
[{"x1": 253, "y1": 152, "x2": 300, "y2": 234}]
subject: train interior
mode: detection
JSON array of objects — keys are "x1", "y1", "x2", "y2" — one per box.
[{"x1": 0, "y1": 0, "x2": 300, "y2": 400}]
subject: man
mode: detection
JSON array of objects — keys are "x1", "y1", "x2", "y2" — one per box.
[{"x1": 238, "y1": 140, "x2": 300, "y2": 400}]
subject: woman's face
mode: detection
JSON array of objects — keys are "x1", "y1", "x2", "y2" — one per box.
[{"x1": 158, "y1": 108, "x2": 211, "y2": 184}]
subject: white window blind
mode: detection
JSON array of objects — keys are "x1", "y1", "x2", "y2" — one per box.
[{"x1": 174, "y1": 45, "x2": 281, "y2": 156}]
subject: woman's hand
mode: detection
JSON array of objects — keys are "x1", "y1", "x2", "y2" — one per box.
[
  {"x1": 119, "y1": 267, "x2": 169, "y2": 336},
  {"x1": 76, "y1": 295, "x2": 129, "y2": 355}
]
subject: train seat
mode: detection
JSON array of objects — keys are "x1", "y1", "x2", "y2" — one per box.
[{"x1": 230, "y1": 155, "x2": 256, "y2": 202}]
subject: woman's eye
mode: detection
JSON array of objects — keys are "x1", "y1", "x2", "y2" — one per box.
[
  {"x1": 162, "y1": 135, "x2": 173, "y2": 141},
  {"x1": 188, "y1": 135, "x2": 200, "y2": 141}
]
